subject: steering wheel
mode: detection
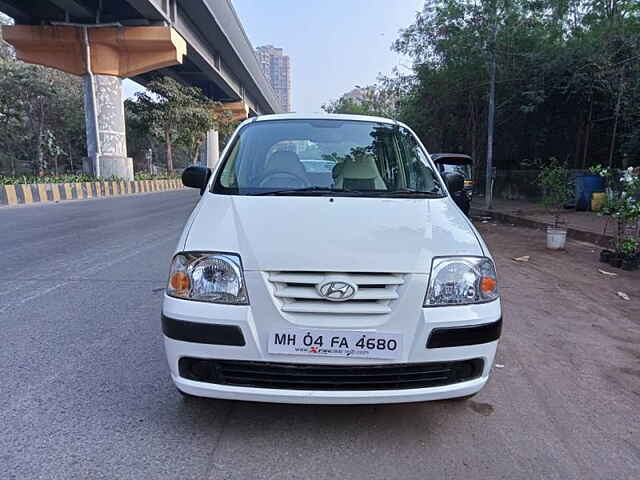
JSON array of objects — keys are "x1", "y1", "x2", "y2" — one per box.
[{"x1": 257, "y1": 170, "x2": 310, "y2": 189}]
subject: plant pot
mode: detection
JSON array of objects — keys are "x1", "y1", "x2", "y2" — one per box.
[
  {"x1": 599, "y1": 249, "x2": 614, "y2": 263},
  {"x1": 621, "y1": 254, "x2": 639, "y2": 271},
  {"x1": 609, "y1": 255, "x2": 623, "y2": 268},
  {"x1": 546, "y1": 227, "x2": 567, "y2": 250},
  {"x1": 621, "y1": 259, "x2": 635, "y2": 271}
]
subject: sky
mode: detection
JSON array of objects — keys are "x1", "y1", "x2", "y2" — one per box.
[
  {"x1": 124, "y1": 0, "x2": 424, "y2": 112},
  {"x1": 232, "y1": 0, "x2": 423, "y2": 112}
]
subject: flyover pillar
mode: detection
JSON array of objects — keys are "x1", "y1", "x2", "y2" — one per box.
[
  {"x1": 83, "y1": 74, "x2": 132, "y2": 179},
  {"x1": 204, "y1": 100, "x2": 250, "y2": 168},
  {"x1": 204, "y1": 129, "x2": 220, "y2": 169},
  {"x1": 2, "y1": 25, "x2": 186, "y2": 180}
]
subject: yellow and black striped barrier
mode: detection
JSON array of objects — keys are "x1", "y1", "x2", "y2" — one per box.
[{"x1": 0, "y1": 179, "x2": 185, "y2": 207}]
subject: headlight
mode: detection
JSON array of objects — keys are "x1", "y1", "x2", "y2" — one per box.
[
  {"x1": 424, "y1": 257, "x2": 498, "y2": 306},
  {"x1": 167, "y1": 252, "x2": 248, "y2": 305}
]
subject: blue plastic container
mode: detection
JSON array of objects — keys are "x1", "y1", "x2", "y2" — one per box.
[{"x1": 575, "y1": 173, "x2": 604, "y2": 211}]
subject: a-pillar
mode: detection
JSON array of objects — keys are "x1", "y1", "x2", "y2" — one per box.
[{"x1": 83, "y1": 74, "x2": 133, "y2": 180}]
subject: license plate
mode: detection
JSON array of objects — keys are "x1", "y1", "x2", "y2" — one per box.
[{"x1": 268, "y1": 329, "x2": 402, "y2": 360}]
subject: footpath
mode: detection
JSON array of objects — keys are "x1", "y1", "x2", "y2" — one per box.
[{"x1": 471, "y1": 197, "x2": 614, "y2": 246}]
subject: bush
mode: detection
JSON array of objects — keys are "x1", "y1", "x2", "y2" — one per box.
[
  {"x1": 0, "y1": 173, "x2": 180, "y2": 184},
  {"x1": 537, "y1": 159, "x2": 570, "y2": 227},
  {"x1": 0, "y1": 174, "x2": 100, "y2": 185},
  {"x1": 599, "y1": 167, "x2": 640, "y2": 253},
  {"x1": 537, "y1": 159, "x2": 570, "y2": 210},
  {"x1": 134, "y1": 172, "x2": 181, "y2": 181}
]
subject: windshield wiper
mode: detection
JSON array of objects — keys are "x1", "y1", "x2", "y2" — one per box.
[
  {"x1": 364, "y1": 188, "x2": 444, "y2": 198},
  {"x1": 254, "y1": 186, "x2": 358, "y2": 196},
  {"x1": 254, "y1": 186, "x2": 443, "y2": 197}
]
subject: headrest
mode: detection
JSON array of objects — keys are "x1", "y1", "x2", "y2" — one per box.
[
  {"x1": 334, "y1": 153, "x2": 387, "y2": 190},
  {"x1": 341, "y1": 154, "x2": 381, "y2": 179},
  {"x1": 267, "y1": 151, "x2": 303, "y2": 172}
]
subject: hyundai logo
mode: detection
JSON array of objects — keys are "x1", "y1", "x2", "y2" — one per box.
[{"x1": 317, "y1": 281, "x2": 357, "y2": 302}]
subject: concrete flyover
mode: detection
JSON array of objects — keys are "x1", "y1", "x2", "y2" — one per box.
[{"x1": 0, "y1": 0, "x2": 281, "y2": 178}]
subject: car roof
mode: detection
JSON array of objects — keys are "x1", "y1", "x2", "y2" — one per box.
[{"x1": 248, "y1": 113, "x2": 400, "y2": 126}]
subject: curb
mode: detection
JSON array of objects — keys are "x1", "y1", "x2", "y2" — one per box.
[
  {"x1": 0, "y1": 179, "x2": 184, "y2": 207},
  {"x1": 470, "y1": 207, "x2": 613, "y2": 247}
]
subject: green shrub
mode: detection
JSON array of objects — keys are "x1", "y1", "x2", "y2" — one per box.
[
  {"x1": 0, "y1": 174, "x2": 99, "y2": 185},
  {"x1": 1, "y1": 173, "x2": 179, "y2": 184},
  {"x1": 537, "y1": 159, "x2": 570, "y2": 210},
  {"x1": 134, "y1": 172, "x2": 181, "y2": 181},
  {"x1": 537, "y1": 158, "x2": 570, "y2": 227}
]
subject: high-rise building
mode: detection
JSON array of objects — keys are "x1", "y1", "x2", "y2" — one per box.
[{"x1": 256, "y1": 45, "x2": 291, "y2": 113}]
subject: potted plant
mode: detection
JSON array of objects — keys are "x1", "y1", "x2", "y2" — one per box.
[
  {"x1": 619, "y1": 237, "x2": 639, "y2": 271},
  {"x1": 599, "y1": 167, "x2": 640, "y2": 267},
  {"x1": 592, "y1": 165, "x2": 617, "y2": 262},
  {"x1": 537, "y1": 159, "x2": 570, "y2": 250},
  {"x1": 599, "y1": 249, "x2": 614, "y2": 263}
]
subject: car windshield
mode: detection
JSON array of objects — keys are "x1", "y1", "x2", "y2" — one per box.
[{"x1": 213, "y1": 119, "x2": 445, "y2": 197}]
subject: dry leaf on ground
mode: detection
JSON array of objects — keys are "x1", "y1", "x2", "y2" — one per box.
[
  {"x1": 617, "y1": 291, "x2": 630, "y2": 301},
  {"x1": 598, "y1": 269, "x2": 617, "y2": 277}
]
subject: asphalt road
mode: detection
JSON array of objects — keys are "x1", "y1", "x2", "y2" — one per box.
[{"x1": 1, "y1": 190, "x2": 639, "y2": 479}]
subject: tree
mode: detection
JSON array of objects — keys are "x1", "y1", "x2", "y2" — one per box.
[
  {"x1": 126, "y1": 77, "x2": 216, "y2": 173},
  {"x1": 0, "y1": 49, "x2": 85, "y2": 176},
  {"x1": 322, "y1": 71, "x2": 411, "y2": 118},
  {"x1": 388, "y1": 0, "x2": 640, "y2": 182},
  {"x1": 322, "y1": 95, "x2": 380, "y2": 116},
  {"x1": 213, "y1": 109, "x2": 239, "y2": 149},
  {"x1": 2, "y1": 11, "x2": 86, "y2": 177}
]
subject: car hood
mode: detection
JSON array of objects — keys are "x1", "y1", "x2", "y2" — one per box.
[{"x1": 183, "y1": 194, "x2": 483, "y2": 273}]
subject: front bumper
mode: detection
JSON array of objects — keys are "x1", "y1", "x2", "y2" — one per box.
[
  {"x1": 171, "y1": 370, "x2": 491, "y2": 404},
  {"x1": 162, "y1": 284, "x2": 502, "y2": 404}
]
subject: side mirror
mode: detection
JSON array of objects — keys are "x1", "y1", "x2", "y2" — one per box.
[
  {"x1": 182, "y1": 166, "x2": 212, "y2": 195},
  {"x1": 444, "y1": 172, "x2": 464, "y2": 194}
]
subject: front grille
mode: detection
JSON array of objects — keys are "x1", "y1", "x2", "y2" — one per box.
[
  {"x1": 266, "y1": 271, "x2": 405, "y2": 315},
  {"x1": 179, "y1": 358, "x2": 483, "y2": 391}
]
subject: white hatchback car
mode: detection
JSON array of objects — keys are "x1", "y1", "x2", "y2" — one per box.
[{"x1": 162, "y1": 114, "x2": 501, "y2": 404}]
